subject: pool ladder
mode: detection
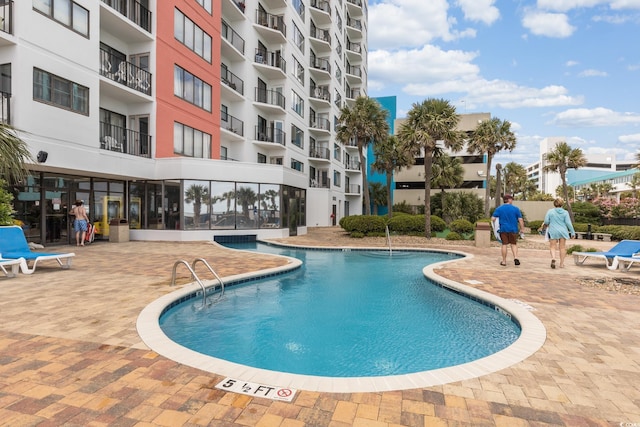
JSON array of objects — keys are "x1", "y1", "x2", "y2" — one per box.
[{"x1": 170, "y1": 258, "x2": 225, "y2": 307}]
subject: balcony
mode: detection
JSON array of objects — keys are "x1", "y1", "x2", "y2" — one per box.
[
  {"x1": 309, "y1": 146, "x2": 330, "y2": 162},
  {"x1": 254, "y1": 49, "x2": 286, "y2": 79},
  {"x1": 254, "y1": 126, "x2": 286, "y2": 148},
  {"x1": 310, "y1": 85, "x2": 330, "y2": 104},
  {"x1": 221, "y1": 65, "x2": 244, "y2": 97},
  {"x1": 346, "y1": 41, "x2": 362, "y2": 60},
  {"x1": 100, "y1": 0, "x2": 152, "y2": 40},
  {"x1": 100, "y1": 48, "x2": 152, "y2": 96},
  {"x1": 309, "y1": 26, "x2": 331, "y2": 52},
  {"x1": 0, "y1": 1, "x2": 13, "y2": 45},
  {"x1": 310, "y1": 176, "x2": 330, "y2": 188},
  {"x1": 254, "y1": 10, "x2": 286, "y2": 44},
  {"x1": 346, "y1": 65, "x2": 362, "y2": 83},
  {"x1": 346, "y1": 184, "x2": 361, "y2": 194},
  {"x1": 254, "y1": 87, "x2": 286, "y2": 111},
  {"x1": 345, "y1": 160, "x2": 361, "y2": 171},
  {"x1": 100, "y1": 121, "x2": 152, "y2": 158},
  {"x1": 309, "y1": 56, "x2": 330, "y2": 79},
  {"x1": 346, "y1": 17, "x2": 362, "y2": 38},
  {"x1": 346, "y1": 0, "x2": 364, "y2": 16},
  {"x1": 309, "y1": 0, "x2": 331, "y2": 25},
  {"x1": 0, "y1": 91, "x2": 10, "y2": 125},
  {"x1": 221, "y1": 110, "x2": 244, "y2": 140},
  {"x1": 221, "y1": 20, "x2": 245, "y2": 61},
  {"x1": 310, "y1": 116, "x2": 330, "y2": 134},
  {"x1": 345, "y1": 88, "x2": 362, "y2": 105},
  {"x1": 222, "y1": 0, "x2": 246, "y2": 22}
]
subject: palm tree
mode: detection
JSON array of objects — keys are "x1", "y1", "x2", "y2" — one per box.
[
  {"x1": 368, "y1": 182, "x2": 387, "y2": 215},
  {"x1": 397, "y1": 98, "x2": 463, "y2": 238},
  {"x1": 431, "y1": 153, "x2": 464, "y2": 222},
  {"x1": 184, "y1": 184, "x2": 209, "y2": 227},
  {"x1": 235, "y1": 186, "x2": 257, "y2": 219},
  {"x1": 222, "y1": 190, "x2": 235, "y2": 213},
  {"x1": 371, "y1": 135, "x2": 414, "y2": 217},
  {"x1": 467, "y1": 117, "x2": 517, "y2": 217},
  {"x1": 0, "y1": 123, "x2": 34, "y2": 184},
  {"x1": 627, "y1": 172, "x2": 640, "y2": 199},
  {"x1": 336, "y1": 96, "x2": 389, "y2": 215},
  {"x1": 503, "y1": 162, "x2": 527, "y2": 197},
  {"x1": 543, "y1": 141, "x2": 587, "y2": 222}
]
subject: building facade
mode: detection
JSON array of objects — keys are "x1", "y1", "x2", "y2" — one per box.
[{"x1": 3, "y1": 0, "x2": 368, "y2": 244}]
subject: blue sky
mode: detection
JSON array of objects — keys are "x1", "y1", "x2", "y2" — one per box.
[{"x1": 366, "y1": 0, "x2": 640, "y2": 168}]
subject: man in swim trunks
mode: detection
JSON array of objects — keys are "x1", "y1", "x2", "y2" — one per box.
[{"x1": 71, "y1": 200, "x2": 90, "y2": 246}]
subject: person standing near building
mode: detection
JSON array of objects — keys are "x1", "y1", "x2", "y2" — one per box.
[
  {"x1": 491, "y1": 194, "x2": 525, "y2": 267},
  {"x1": 71, "y1": 200, "x2": 89, "y2": 246},
  {"x1": 540, "y1": 197, "x2": 576, "y2": 269}
]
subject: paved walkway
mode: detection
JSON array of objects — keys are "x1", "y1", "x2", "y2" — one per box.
[{"x1": 0, "y1": 229, "x2": 638, "y2": 426}]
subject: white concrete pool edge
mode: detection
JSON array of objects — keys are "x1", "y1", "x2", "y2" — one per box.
[{"x1": 136, "y1": 245, "x2": 547, "y2": 393}]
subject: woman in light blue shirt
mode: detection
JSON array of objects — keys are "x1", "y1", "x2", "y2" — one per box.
[{"x1": 541, "y1": 198, "x2": 576, "y2": 269}]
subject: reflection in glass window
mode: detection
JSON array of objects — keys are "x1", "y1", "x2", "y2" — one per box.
[
  {"x1": 183, "y1": 180, "x2": 210, "y2": 229},
  {"x1": 235, "y1": 183, "x2": 259, "y2": 230},
  {"x1": 259, "y1": 184, "x2": 281, "y2": 228},
  {"x1": 211, "y1": 182, "x2": 236, "y2": 229}
]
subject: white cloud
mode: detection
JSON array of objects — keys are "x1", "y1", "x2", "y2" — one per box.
[
  {"x1": 566, "y1": 60, "x2": 580, "y2": 67},
  {"x1": 368, "y1": 0, "x2": 476, "y2": 49},
  {"x1": 551, "y1": 107, "x2": 640, "y2": 126},
  {"x1": 536, "y1": 0, "x2": 640, "y2": 12},
  {"x1": 619, "y1": 133, "x2": 640, "y2": 143},
  {"x1": 577, "y1": 69, "x2": 608, "y2": 77},
  {"x1": 522, "y1": 11, "x2": 576, "y2": 37},
  {"x1": 456, "y1": 0, "x2": 500, "y2": 25}
]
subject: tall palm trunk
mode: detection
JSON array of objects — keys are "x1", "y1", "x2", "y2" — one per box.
[
  {"x1": 386, "y1": 173, "x2": 393, "y2": 217},
  {"x1": 484, "y1": 154, "x2": 493, "y2": 217},
  {"x1": 359, "y1": 139, "x2": 370, "y2": 215},
  {"x1": 423, "y1": 149, "x2": 433, "y2": 238}
]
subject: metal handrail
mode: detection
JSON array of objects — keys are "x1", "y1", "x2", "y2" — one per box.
[
  {"x1": 191, "y1": 257, "x2": 225, "y2": 299},
  {"x1": 170, "y1": 260, "x2": 208, "y2": 307}
]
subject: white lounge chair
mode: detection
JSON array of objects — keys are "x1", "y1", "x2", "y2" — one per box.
[
  {"x1": 612, "y1": 254, "x2": 640, "y2": 272},
  {"x1": 0, "y1": 226, "x2": 75, "y2": 275},
  {"x1": 0, "y1": 257, "x2": 24, "y2": 278}
]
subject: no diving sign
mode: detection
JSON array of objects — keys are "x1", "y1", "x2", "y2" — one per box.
[{"x1": 215, "y1": 378, "x2": 297, "y2": 402}]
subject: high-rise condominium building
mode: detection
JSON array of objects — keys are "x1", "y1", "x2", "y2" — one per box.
[{"x1": 3, "y1": 0, "x2": 367, "y2": 245}]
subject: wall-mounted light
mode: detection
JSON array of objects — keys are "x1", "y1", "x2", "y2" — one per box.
[{"x1": 37, "y1": 151, "x2": 48, "y2": 163}]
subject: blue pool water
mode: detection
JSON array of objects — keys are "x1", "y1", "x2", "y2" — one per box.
[{"x1": 159, "y1": 243, "x2": 520, "y2": 377}]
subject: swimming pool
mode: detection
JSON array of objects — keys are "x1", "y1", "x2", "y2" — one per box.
[{"x1": 138, "y1": 242, "x2": 547, "y2": 392}]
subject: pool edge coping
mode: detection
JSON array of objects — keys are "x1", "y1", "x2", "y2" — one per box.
[{"x1": 136, "y1": 244, "x2": 547, "y2": 393}]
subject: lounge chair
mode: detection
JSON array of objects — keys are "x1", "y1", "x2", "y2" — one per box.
[
  {"x1": 612, "y1": 254, "x2": 640, "y2": 272},
  {"x1": 0, "y1": 257, "x2": 24, "y2": 278},
  {"x1": 0, "y1": 226, "x2": 75, "y2": 275},
  {"x1": 573, "y1": 239, "x2": 640, "y2": 270}
]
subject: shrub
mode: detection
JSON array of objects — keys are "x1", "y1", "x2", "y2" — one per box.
[
  {"x1": 572, "y1": 201, "x2": 602, "y2": 224},
  {"x1": 449, "y1": 219, "x2": 474, "y2": 234},
  {"x1": 528, "y1": 220, "x2": 544, "y2": 233},
  {"x1": 445, "y1": 231, "x2": 463, "y2": 240},
  {"x1": 0, "y1": 179, "x2": 14, "y2": 226},
  {"x1": 388, "y1": 214, "x2": 424, "y2": 234},
  {"x1": 341, "y1": 215, "x2": 387, "y2": 236},
  {"x1": 566, "y1": 244, "x2": 596, "y2": 254},
  {"x1": 430, "y1": 215, "x2": 446, "y2": 232},
  {"x1": 392, "y1": 201, "x2": 414, "y2": 214},
  {"x1": 350, "y1": 231, "x2": 365, "y2": 238}
]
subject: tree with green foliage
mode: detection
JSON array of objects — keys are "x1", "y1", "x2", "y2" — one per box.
[
  {"x1": 0, "y1": 123, "x2": 34, "y2": 184},
  {"x1": 543, "y1": 141, "x2": 587, "y2": 222},
  {"x1": 397, "y1": 98, "x2": 463, "y2": 238},
  {"x1": 184, "y1": 184, "x2": 210, "y2": 227},
  {"x1": 627, "y1": 172, "x2": 640, "y2": 199},
  {"x1": 431, "y1": 153, "x2": 463, "y2": 222},
  {"x1": 371, "y1": 135, "x2": 414, "y2": 217},
  {"x1": 336, "y1": 97, "x2": 389, "y2": 215},
  {"x1": 467, "y1": 117, "x2": 517, "y2": 217},
  {"x1": 368, "y1": 182, "x2": 387, "y2": 215},
  {"x1": 0, "y1": 179, "x2": 14, "y2": 225}
]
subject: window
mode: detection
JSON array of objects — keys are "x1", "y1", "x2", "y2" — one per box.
[
  {"x1": 174, "y1": 9, "x2": 212, "y2": 62},
  {"x1": 291, "y1": 124, "x2": 304, "y2": 149},
  {"x1": 221, "y1": 146, "x2": 228, "y2": 160},
  {"x1": 258, "y1": 153, "x2": 267, "y2": 163},
  {"x1": 291, "y1": 90, "x2": 304, "y2": 117},
  {"x1": 334, "y1": 143, "x2": 341, "y2": 161},
  {"x1": 196, "y1": 0, "x2": 212, "y2": 14},
  {"x1": 334, "y1": 170, "x2": 341, "y2": 187},
  {"x1": 174, "y1": 65, "x2": 212, "y2": 111},
  {"x1": 292, "y1": 56, "x2": 304, "y2": 84},
  {"x1": 33, "y1": 68, "x2": 88, "y2": 115},
  {"x1": 293, "y1": 0, "x2": 305, "y2": 19},
  {"x1": 291, "y1": 158, "x2": 304, "y2": 172},
  {"x1": 293, "y1": 23, "x2": 305, "y2": 53},
  {"x1": 335, "y1": 61, "x2": 342, "y2": 83},
  {"x1": 174, "y1": 122, "x2": 211, "y2": 158},
  {"x1": 335, "y1": 37, "x2": 342, "y2": 58},
  {"x1": 33, "y1": 0, "x2": 89, "y2": 37},
  {"x1": 335, "y1": 8, "x2": 342, "y2": 31}
]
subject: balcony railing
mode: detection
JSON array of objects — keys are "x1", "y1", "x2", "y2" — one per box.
[
  {"x1": 0, "y1": 1, "x2": 13, "y2": 35},
  {"x1": 0, "y1": 91, "x2": 10, "y2": 125},
  {"x1": 221, "y1": 65, "x2": 244, "y2": 95},
  {"x1": 255, "y1": 126, "x2": 286, "y2": 146},
  {"x1": 254, "y1": 49, "x2": 287, "y2": 73},
  {"x1": 310, "y1": 116, "x2": 330, "y2": 132},
  {"x1": 310, "y1": 56, "x2": 331, "y2": 73},
  {"x1": 310, "y1": 176, "x2": 330, "y2": 188},
  {"x1": 346, "y1": 0, "x2": 363, "y2": 6},
  {"x1": 256, "y1": 10, "x2": 286, "y2": 37},
  {"x1": 346, "y1": 65, "x2": 362, "y2": 78},
  {"x1": 310, "y1": 0, "x2": 331, "y2": 14},
  {"x1": 100, "y1": 121, "x2": 152, "y2": 158},
  {"x1": 310, "y1": 85, "x2": 330, "y2": 102},
  {"x1": 309, "y1": 146, "x2": 330, "y2": 160},
  {"x1": 345, "y1": 160, "x2": 361, "y2": 171},
  {"x1": 222, "y1": 20, "x2": 245, "y2": 54},
  {"x1": 255, "y1": 88, "x2": 286, "y2": 109},
  {"x1": 310, "y1": 26, "x2": 330, "y2": 43},
  {"x1": 233, "y1": 0, "x2": 246, "y2": 13},
  {"x1": 100, "y1": 48, "x2": 152, "y2": 96},
  {"x1": 101, "y1": 0, "x2": 152, "y2": 33},
  {"x1": 346, "y1": 184, "x2": 361, "y2": 194},
  {"x1": 221, "y1": 110, "x2": 244, "y2": 137},
  {"x1": 347, "y1": 17, "x2": 362, "y2": 31},
  {"x1": 347, "y1": 41, "x2": 361, "y2": 53},
  {"x1": 347, "y1": 88, "x2": 361, "y2": 99}
]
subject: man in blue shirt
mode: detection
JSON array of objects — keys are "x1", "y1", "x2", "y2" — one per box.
[{"x1": 491, "y1": 194, "x2": 525, "y2": 266}]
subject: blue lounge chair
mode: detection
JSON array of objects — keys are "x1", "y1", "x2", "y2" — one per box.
[
  {"x1": 0, "y1": 226, "x2": 75, "y2": 274},
  {"x1": 573, "y1": 239, "x2": 640, "y2": 270}
]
